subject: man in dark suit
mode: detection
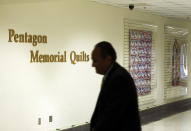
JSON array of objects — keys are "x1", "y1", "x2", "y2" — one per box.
[{"x1": 90, "y1": 41, "x2": 141, "y2": 131}]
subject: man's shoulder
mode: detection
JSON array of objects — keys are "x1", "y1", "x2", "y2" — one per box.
[{"x1": 110, "y1": 63, "x2": 131, "y2": 80}]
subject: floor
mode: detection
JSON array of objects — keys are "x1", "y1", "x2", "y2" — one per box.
[{"x1": 142, "y1": 110, "x2": 191, "y2": 131}]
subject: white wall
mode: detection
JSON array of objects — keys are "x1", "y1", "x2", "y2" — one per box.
[{"x1": 0, "y1": 0, "x2": 191, "y2": 131}]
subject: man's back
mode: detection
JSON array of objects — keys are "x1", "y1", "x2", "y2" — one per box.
[{"x1": 90, "y1": 62, "x2": 141, "y2": 131}]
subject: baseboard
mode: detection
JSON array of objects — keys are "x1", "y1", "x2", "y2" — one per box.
[{"x1": 140, "y1": 98, "x2": 191, "y2": 125}]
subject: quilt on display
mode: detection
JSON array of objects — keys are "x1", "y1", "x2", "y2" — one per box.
[
  {"x1": 129, "y1": 29, "x2": 152, "y2": 95},
  {"x1": 172, "y1": 39, "x2": 180, "y2": 86}
]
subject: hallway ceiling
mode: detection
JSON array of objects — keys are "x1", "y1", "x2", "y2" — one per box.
[
  {"x1": 0, "y1": 0, "x2": 191, "y2": 21},
  {"x1": 90, "y1": 0, "x2": 191, "y2": 21}
]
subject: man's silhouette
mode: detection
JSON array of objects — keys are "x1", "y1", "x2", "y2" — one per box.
[{"x1": 90, "y1": 41, "x2": 141, "y2": 131}]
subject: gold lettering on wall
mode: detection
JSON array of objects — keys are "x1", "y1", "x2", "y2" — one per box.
[
  {"x1": 30, "y1": 50, "x2": 89, "y2": 64},
  {"x1": 70, "y1": 51, "x2": 89, "y2": 64},
  {"x1": 8, "y1": 29, "x2": 90, "y2": 64},
  {"x1": 8, "y1": 29, "x2": 47, "y2": 46},
  {"x1": 30, "y1": 50, "x2": 67, "y2": 63}
]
